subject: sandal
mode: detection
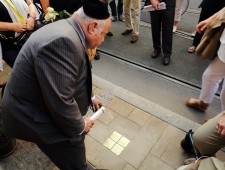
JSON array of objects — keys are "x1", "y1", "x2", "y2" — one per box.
[
  {"x1": 187, "y1": 46, "x2": 196, "y2": 53},
  {"x1": 185, "y1": 98, "x2": 209, "y2": 112}
]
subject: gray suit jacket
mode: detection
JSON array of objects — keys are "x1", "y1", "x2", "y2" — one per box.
[{"x1": 2, "y1": 17, "x2": 92, "y2": 144}]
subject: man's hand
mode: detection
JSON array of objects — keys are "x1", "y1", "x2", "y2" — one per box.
[
  {"x1": 92, "y1": 97, "x2": 102, "y2": 112},
  {"x1": 150, "y1": 0, "x2": 160, "y2": 10},
  {"x1": 83, "y1": 116, "x2": 94, "y2": 134},
  {"x1": 217, "y1": 114, "x2": 225, "y2": 137}
]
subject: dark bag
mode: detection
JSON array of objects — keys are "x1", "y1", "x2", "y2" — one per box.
[
  {"x1": 13, "y1": 19, "x2": 48, "y2": 47},
  {"x1": 0, "y1": 19, "x2": 48, "y2": 48},
  {"x1": 196, "y1": 24, "x2": 225, "y2": 60}
]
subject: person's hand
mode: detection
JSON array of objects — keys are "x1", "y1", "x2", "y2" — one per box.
[
  {"x1": 195, "y1": 18, "x2": 212, "y2": 34},
  {"x1": 83, "y1": 115, "x2": 94, "y2": 134},
  {"x1": 92, "y1": 98, "x2": 102, "y2": 112},
  {"x1": 11, "y1": 22, "x2": 27, "y2": 33},
  {"x1": 150, "y1": 0, "x2": 160, "y2": 10},
  {"x1": 26, "y1": 17, "x2": 35, "y2": 30},
  {"x1": 217, "y1": 113, "x2": 225, "y2": 137}
]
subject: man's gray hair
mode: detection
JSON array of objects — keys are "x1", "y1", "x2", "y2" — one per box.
[{"x1": 75, "y1": 7, "x2": 106, "y2": 31}]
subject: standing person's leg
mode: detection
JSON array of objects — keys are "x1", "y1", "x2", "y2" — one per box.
[
  {"x1": 161, "y1": 0, "x2": 175, "y2": 65},
  {"x1": 36, "y1": 136, "x2": 89, "y2": 170},
  {"x1": 193, "y1": 112, "x2": 225, "y2": 156},
  {"x1": 122, "y1": 0, "x2": 133, "y2": 34},
  {"x1": 130, "y1": 0, "x2": 141, "y2": 43},
  {"x1": 186, "y1": 58, "x2": 225, "y2": 111},
  {"x1": 117, "y1": 0, "x2": 123, "y2": 21},
  {"x1": 150, "y1": 11, "x2": 161, "y2": 55},
  {"x1": 199, "y1": 58, "x2": 225, "y2": 106},
  {"x1": 109, "y1": 0, "x2": 117, "y2": 21}
]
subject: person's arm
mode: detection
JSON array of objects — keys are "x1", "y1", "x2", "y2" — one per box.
[
  {"x1": 40, "y1": 0, "x2": 49, "y2": 14},
  {"x1": 0, "y1": 21, "x2": 27, "y2": 33},
  {"x1": 26, "y1": 0, "x2": 36, "y2": 30},
  {"x1": 196, "y1": 7, "x2": 225, "y2": 34}
]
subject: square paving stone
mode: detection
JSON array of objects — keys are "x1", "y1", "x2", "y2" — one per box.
[
  {"x1": 150, "y1": 138, "x2": 169, "y2": 158},
  {"x1": 88, "y1": 120, "x2": 114, "y2": 144},
  {"x1": 93, "y1": 87, "x2": 103, "y2": 95},
  {"x1": 161, "y1": 143, "x2": 188, "y2": 169},
  {"x1": 139, "y1": 154, "x2": 175, "y2": 170},
  {"x1": 98, "y1": 108, "x2": 118, "y2": 125},
  {"x1": 106, "y1": 98, "x2": 135, "y2": 117},
  {"x1": 139, "y1": 116, "x2": 168, "y2": 144},
  {"x1": 85, "y1": 135, "x2": 109, "y2": 167},
  {"x1": 123, "y1": 164, "x2": 136, "y2": 170},
  {"x1": 109, "y1": 115, "x2": 141, "y2": 139},
  {"x1": 120, "y1": 135, "x2": 155, "y2": 168},
  {"x1": 160, "y1": 124, "x2": 186, "y2": 148},
  {"x1": 128, "y1": 108, "x2": 151, "y2": 126},
  {"x1": 96, "y1": 145, "x2": 127, "y2": 170}
]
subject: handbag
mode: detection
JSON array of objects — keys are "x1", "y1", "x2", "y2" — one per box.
[
  {"x1": 196, "y1": 24, "x2": 225, "y2": 60},
  {"x1": 0, "y1": 19, "x2": 47, "y2": 48}
]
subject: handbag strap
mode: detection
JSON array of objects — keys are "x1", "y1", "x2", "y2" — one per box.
[{"x1": 4, "y1": 0, "x2": 26, "y2": 23}]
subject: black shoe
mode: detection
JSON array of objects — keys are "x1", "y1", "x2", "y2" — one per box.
[
  {"x1": 0, "y1": 134, "x2": 16, "y2": 159},
  {"x1": 111, "y1": 16, "x2": 117, "y2": 22},
  {"x1": 180, "y1": 130, "x2": 194, "y2": 153},
  {"x1": 180, "y1": 130, "x2": 201, "y2": 158},
  {"x1": 94, "y1": 51, "x2": 100, "y2": 60},
  {"x1": 162, "y1": 55, "x2": 170, "y2": 65},
  {"x1": 121, "y1": 29, "x2": 133, "y2": 35},
  {"x1": 118, "y1": 15, "x2": 123, "y2": 21},
  {"x1": 106, "y1": 32, "x2": 113, "y2": 36},
  {"x1": 151, "y1": 49, "x2": 161, "y2": 58}
]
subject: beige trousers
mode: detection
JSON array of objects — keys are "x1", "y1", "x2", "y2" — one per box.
[
  {"x1": 124, "y1": 0, "x2": 141, "y2": 36},
  {"x1": 193, "y1": 112, "x2": 225, "y2": 156}
]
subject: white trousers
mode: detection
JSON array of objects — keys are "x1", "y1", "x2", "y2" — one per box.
[
  {"x1": 124, "y1": 0, "x2": 141, "y2": 36},
  {"x1": 199, "y1": 57, "x2": 225, "y2": 111},
  {"x1": 174, "y1": 0, "x2": 184, "y2": 21}
]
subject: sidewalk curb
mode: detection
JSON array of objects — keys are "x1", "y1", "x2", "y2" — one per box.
[{"x1": 93, "y1": 74, "x2": 200, "y2": 132}]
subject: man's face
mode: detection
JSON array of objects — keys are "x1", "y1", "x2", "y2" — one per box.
[{"x1": 86, "y1": 18, "x2": 111, "y2": 49}]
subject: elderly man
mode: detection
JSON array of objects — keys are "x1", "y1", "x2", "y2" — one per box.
[{"x1": 2, "y1": 0, "x2": 111, "y2": 169}]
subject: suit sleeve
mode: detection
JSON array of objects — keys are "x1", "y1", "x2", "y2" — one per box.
[{"x1": 34, "y1": 36, "x2": 85, "y2": 138}]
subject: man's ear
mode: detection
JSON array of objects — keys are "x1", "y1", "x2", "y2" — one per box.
[{"x1": 87, "y1": 21, "x2": 98, "y2": 35}]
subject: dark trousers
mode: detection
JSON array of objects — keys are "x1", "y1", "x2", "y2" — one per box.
[
  {"x1": 192, "y1": 9, "x2": 221, "y2": 47},
  {"x1": 150, "y1": 0, "x2": 175, "y2": 56},
  {"x1": 36, "y1": 137, "x2": 89, "y2": 170},
  {"x1": 2, "y1": 44, "x2": 19, "y2": 68},
  {"x1": 109, "y1": 0, "x2": 123, "y2": 17}
]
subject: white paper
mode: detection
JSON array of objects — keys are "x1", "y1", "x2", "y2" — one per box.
[
  {"x1": 90, "y1": 107, "x2": 105, "y2": 121},
  {"x1": 142, "y1": 2, "x2": 166, "y2": 12}
]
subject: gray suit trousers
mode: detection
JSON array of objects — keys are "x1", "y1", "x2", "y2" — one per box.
[{"x1": 36, "y1": 135, "x2": 90, "y2": 170}]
